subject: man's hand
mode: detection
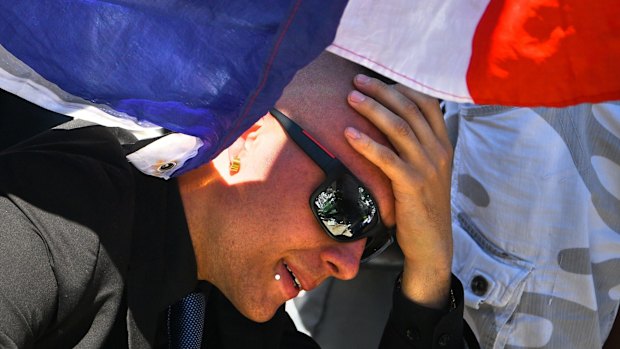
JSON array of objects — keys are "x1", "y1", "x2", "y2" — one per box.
[{"x1": 344, "y1": 74, "x2": 453, "y2": 309}]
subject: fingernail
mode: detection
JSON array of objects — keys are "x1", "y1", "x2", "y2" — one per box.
[
  {"x1": 355, "y1": 74, "x2": 370, "y2": 85},
  {"x1": 349, "y1": 90, "x2": 366, "y2": 103},
  {"x1": 345, "y1": 127, "x2": 361, "y2": 140}
]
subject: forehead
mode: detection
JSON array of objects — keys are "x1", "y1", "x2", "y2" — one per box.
[
  {"x1": 272, "y1": 52, "x2": 395, "y2": 225},
  {"x1": 272, "y1": 106, "x2": 395, "y2": 227},
  {"x1": 274, "y1": 52, "x2": 390, "y2": 167}
]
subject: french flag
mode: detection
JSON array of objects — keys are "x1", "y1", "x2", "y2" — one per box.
[{"x1": 1, "y1": 1, "x2": 618, "y2": 175}]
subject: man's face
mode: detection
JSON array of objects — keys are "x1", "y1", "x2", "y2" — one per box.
[{"x1": 198, "y1": 108, "x2": 395, "y2": 322}]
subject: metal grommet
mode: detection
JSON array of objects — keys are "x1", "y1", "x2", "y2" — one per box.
[
  {"x1": 470, "y1": 275, "x2": 489, "y2": 296},
  {"x1": 157, "y1": 161, "x2": 177, "y2": 172}
]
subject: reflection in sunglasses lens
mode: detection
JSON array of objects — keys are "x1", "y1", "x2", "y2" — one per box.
[
  {"x1": 315, "y1": 186, "x2": 353, "y2": 237},
  {"x1": 314, "y1": 175, "x2": 377, "y2": 239}
]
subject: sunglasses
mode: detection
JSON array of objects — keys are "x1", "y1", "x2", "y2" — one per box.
[{"x1": 270, "y1": 108, "x2": 394, "y2": 263}]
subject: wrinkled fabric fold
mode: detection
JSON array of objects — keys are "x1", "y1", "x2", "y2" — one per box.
[{"x1": 0, "y1": 0, "x2": 348, "y2": 175}]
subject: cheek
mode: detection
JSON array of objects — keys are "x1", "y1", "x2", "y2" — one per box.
[
  {"x1": 215, "y1": 165, "x2": 323, "y2": 263},
  {"x1": 262, "y1": 152, "x2": 325, "y2": 231}
]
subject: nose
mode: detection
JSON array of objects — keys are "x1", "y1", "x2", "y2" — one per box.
[{"x1": 319, "y1": 239, "x2": 365, "y2": 280}]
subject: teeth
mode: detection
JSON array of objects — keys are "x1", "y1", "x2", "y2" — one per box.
[{"x1": 284, "y1": 262, "x2": 302, "y2": 290}]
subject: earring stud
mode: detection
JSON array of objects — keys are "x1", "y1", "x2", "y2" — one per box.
[{"x1": 229, "y1": 156, "x2": 241, "y2": 173}]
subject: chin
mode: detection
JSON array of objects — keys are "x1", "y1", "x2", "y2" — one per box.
[
  {"x1": 235, "y1": 300, "x2": 280, "y2": 323},
  {"x1": 217, "y1": 281, "x2": 282, "y2": 323}
]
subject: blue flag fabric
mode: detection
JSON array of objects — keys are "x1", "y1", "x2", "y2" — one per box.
[{"x1": 0, "y1": 1, "x2": 348, "y2": 175}]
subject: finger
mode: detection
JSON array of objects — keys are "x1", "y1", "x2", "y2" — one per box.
[
  {"x1": 343, "y1": 126, "x2": 414, "y2": 183},
  {"x1": 352, "y1": 75, "x2": 439, "y2": 148},
  {"x1": 347, "y1": 90, "x2": 431, "y2": 166},
  {"x1": 393, "y1": 84, "x2": 452, "y2": 151}
]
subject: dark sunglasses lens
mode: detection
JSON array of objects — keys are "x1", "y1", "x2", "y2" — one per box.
[{"x1": 313, "y1": 173, "x2": 379, "y2": 240}]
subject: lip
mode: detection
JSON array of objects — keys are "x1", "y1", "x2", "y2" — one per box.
[
  {"x1": 281, "y1": 260, "x2": 318, "y2": 293},
  {"x1": 277, "y1": 261, "x2": 301, "y2": 300}
]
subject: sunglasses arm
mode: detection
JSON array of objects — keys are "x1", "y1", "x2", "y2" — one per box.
[{"x1": 270, "y1": 108, "x2": 341, "y2": 174}]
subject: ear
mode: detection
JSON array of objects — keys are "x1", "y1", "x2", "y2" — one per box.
[{"x1": 227, "y1": 116, "x2": 265, "y2": 173}]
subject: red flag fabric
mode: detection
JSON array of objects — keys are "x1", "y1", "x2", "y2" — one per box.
[{"x1": 329, "y1": 0, "x2": 620, "y2": 107}]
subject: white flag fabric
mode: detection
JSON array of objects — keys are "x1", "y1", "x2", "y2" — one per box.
[{"x1": 329, "y1": 0, "x2": 620, "y2": 107}]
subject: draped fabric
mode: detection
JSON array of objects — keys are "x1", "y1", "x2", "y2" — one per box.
[
  {"x1": 329, "y1": 0, "x2": 620, "y2": 107},
  {"x1": 0, "y1": 0, "x2": 348, "y2": 175},
  {"x1": 3, "y1": 1, "x2": 618, "y2": 177}
]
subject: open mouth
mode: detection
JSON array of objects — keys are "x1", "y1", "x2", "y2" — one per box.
[{"x1": 283, "y1": 261, "x2": 301, "y2": 290}]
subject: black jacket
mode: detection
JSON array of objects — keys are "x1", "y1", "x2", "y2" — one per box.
[{"x1": 0, "y1": 123, "x2": 472, "y2": 348}]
